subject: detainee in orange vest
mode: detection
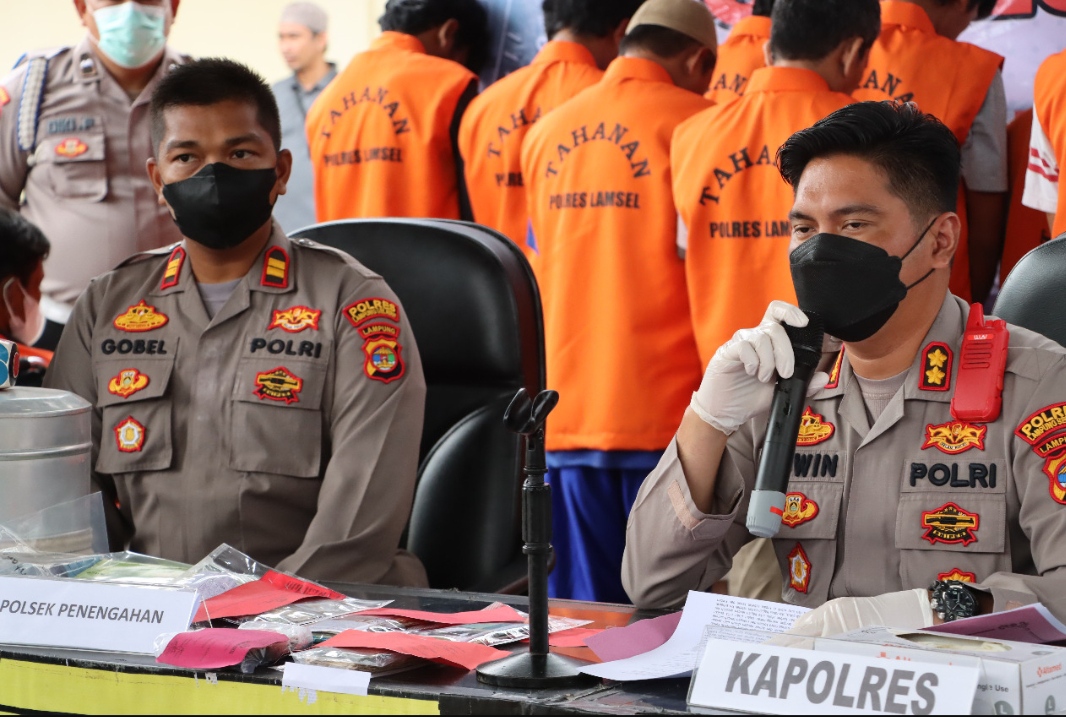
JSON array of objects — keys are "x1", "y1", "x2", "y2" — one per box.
[
  {"x1": 674, "y1": 0, "x2": 878, "y2": 367},
  {"x1": 0, "y1": 210, "x2": 52, "y2": 388},
  {"x1": 853, "y1": 0, "x2": 1004, "y2": 304},
  {"x1": 1000, "y1": 109, "x2": 1051, "y2": 288},
  {"x1": 458, "y1": 0, "x2": 644, "y2": 251},
  {"x1": 307, "y1": 0, "x2": 488, "y2": 222},
  {"x1": 706, "y1": 0, "x2": 773, "y2": 104},
  {"x1": 521, "y1": 0, "x2": 716, "y2": 603},
  {"x1": 1023, "y1": 50, "x2": 1066, "y2": 239}
]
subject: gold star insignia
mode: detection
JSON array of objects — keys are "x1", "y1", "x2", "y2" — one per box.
[
  {"x1": 927, "y1": 349, "x2": 948, "y2": 369},
  {"x1": 926, "y1": 366, "x2": 946, "y2": 385}
]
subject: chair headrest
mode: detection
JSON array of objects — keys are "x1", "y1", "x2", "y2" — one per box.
[{"x1": 994, "y1": 233, "x2": 1066, "y2": 348}]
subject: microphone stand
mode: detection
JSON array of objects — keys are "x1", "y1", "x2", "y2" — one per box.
[{"x1": 477, "y1": 389, "x2": 594, "y2": 688}]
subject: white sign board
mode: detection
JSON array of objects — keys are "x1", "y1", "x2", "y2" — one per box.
[
  {"x1": 282, "y1": 663, "x2": 371, "y2": 697},
  {"x1": 0, "y1": 576, "x2": 198, "y2": 654},
  {"x1": 689, "y1": 636, "x2": 980, "y2": 715}
]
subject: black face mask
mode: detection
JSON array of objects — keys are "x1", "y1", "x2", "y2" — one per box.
[
  {"x1": 162, "y1": 163, "x2": 277, "y2": 250},
  {"x1": 789, "y1": 219, "x2": 936, "y2": 342}
]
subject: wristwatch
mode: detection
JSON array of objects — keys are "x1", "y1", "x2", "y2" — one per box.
[{"x1": 929, "y1": 580, "x2": 981, "y2": 622}]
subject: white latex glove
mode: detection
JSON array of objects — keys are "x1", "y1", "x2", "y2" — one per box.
[
  {"x1": 786, "y1": 589, "x2": 936, "y2": 638},
  {"x1": 690, "y1": 301, "x2": 830, "y2": 435}
]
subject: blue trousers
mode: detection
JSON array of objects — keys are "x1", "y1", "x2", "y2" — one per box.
[{"x1": 545, "y1": 463, "x2": 650, "y2": 603}]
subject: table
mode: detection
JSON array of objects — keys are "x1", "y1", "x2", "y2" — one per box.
[{"x1": 0, "y1": 583, "x2": 699, "y2": 715}]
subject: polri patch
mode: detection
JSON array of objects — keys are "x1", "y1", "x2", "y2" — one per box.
[
  {"x1": 260, "y1": 246, "x2": 289, "y2": 289},
  {"x1": 55, "y1": 137, "x2": 88, "y2": 158},
  {"x1": 921, "y1": 502, "x2": 979, "y2": 546},
  {"x1": 919, "y1": 342, "x2": 952, "y2": 392},
  {"x1": 160, "y1": 246, "x2": 185, "y2": 290},
  {"x1": 344, "y1": 297, "x2": 399, "y2": 327},
  {"x1": 114, "y1": 416, "x2": 146, "y2": 453},
  {"x1": 1015, "y1": 402, "x2": 1066, "y2": 457},
  {"x1": 363, "y1": 337, "x2": 405, "y2": 384},
  {"x1": 268, "y1": 306, "x2": 321, "y2": 333},
  {"x1": 796, "y1": 408, "x2": 834, "y2": 446},
  {"x1": 922, "y1": 421, "x2": 986, "y2": 455},
  {"x1": 113, "y1": 300, "x2": 169, "y2": 333},
  {"x1": 937, "y1": 568, "x2": 976, "y2": 583},
  {"x1": 1041, "y1": 452, "x2": 1066, "y2": 505},
  {"x1": 787, "y1": 543, "x2": 811, "y2": 594},
  {"x1": 253, "y1": 366, "x2": 303, "y2": 404},
  {"x1": 781, "y1": 492, "x2": 819, "y2": 528},
  {"x1": 107, "y1": 368, "x2": 150, "y2": 399}
]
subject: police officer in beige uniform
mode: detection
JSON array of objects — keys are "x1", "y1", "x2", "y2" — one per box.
[
  {"x1": 624, "y1": 102, "x2": 1066, "y2": 632},
  {"x1": 0, "y1": 0, "x2": 187, "y2": 348},
  {"x1": 45, "y1": 59, "x2": 428, "y2": 586}
]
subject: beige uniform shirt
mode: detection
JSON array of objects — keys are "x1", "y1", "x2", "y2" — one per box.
[
  {"x1": 0, "y1": 38, "x2": 185, "y2": 319},
  {"x1": 624, "y1": 295, "x2": 1066, "y2": 616},
  {"x1": 44, "y1": 228, "x2": 429, "y2": 587}
]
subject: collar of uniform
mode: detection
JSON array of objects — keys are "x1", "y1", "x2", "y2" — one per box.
[
  {"x1": 371, "y1": 32, "x2": 427, "y2": 55},
  {"x1": 532, "y1": 41, "x2": 598, "y2": 68},
  {"x1": 880, "y1": 1, "x2": 937, "y2": 34},
  {"x1": 745, "y1": 66, "x2": 831, "y2": 95},
  {"x1": 901, "y1": 292, "x2": 967, "y2": 403},
  {"x1": 729, "y1": 15, "x2": 772, "y2": 40},
  {"x1": 603, "y1": 56, "x2": 674, "y2": 86}
]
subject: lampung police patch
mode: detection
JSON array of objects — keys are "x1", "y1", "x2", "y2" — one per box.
[
  {"x1": 253, "y1": 367, "x2": 303, "y2": 404},
  {"x1": 1041, "y1": 452, "x2": 1066, "y2": 505},
  {"x1": 781, "y1": 492, "x2": 819, "y2": 528},
  {"x1": 1015, "y1": 402, "x2": 1066, "y2": 457},
  {"x1": 107, "y1": 369, "x2": 150, "y2": 399},
  {"x1": 344, "y1": 297, "x2": 400, "y2": 327},
  {"x1": 919, "y1": 342, "x2": 953, "y2": 392},
  {"x1": 922, "y1": 421, "x2": 986, "y2": 455},
  {"x1": 796, "y1": 408, "x2": 834, "y2": 446},
  {"x1": 363, "y1": 337, "x2": 405, "y2": 384},
  {"x1": 114, "y1": 416, "x2": 146, "y2": 453},
  {"x1": 787, "y1": 543, "x2": 811, "y2": 594},
  {"x1": 937, "y1": 568, "x2": 976, "y2": 583},
  {"x1": 113, "y1": 301, "x2": 169, "y2": 333},
  {"x1": 268, "y1": 306, "x2": 321, "y2": 333},
  {"x1": 921, "y1": 502, "x2": 979, "y2": 546}
]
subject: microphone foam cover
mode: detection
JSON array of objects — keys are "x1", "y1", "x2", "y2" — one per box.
[{"x1": 785, "y1": 312, "x2": 824, "y2": 369}]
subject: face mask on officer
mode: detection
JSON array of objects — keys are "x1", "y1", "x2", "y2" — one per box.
[
  {"x1": 91, "y1": 1, "x2": 168, "y2": 70},
  {"x1": 789, "y1": 218, "x2": 937, "y2": 343},
  {"x1": 2, "y1": 277, "x2": 45, "y2": 347},
  {"x1": 162, "y1": 162, "x2": 278, "y2": 250}
]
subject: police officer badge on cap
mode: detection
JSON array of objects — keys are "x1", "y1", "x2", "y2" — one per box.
[{"x1": 0, "y1": 339, "x2": 20, "y2": 390}]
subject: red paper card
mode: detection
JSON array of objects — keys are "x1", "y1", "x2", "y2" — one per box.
[
  {"x1": 194, "y1": 570, "x2": 345, "y2": 622},
  {"x1": 319, "y1": 630, "x2": 508, "y2": 670},
  {"x1": 355, "y1": 604, "x2": 526, "y2": 625},
  {"x1": 157, "y1": 629, "x2": 287, "y2": 670}
]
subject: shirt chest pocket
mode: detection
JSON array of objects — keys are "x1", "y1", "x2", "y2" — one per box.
[
  {"x1": 34, "y1": 115, "x2": 107, "y2": 201},
  {"x1": 227, "y1": 356, "x2": 329, "y2": 479},
  {"x1": 94, "y1": 357, "x2": 175, "y2": 474}
]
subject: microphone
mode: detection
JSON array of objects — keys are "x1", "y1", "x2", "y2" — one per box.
[{"x1": 745, "y1": 312, "x2": 824, "y2": 539}]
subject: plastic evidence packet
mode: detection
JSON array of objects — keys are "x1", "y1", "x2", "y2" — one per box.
[
  {"x1": 290, "y1": 645, "x2": 422, "y2": 676},
  {"x1": 231, "y1": 597, "x2": 393, "y2": 626}
]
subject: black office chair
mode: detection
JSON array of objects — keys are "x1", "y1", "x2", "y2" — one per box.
[
  {"x1": 291, "y1": 219, "x2": 545, "y2": 593},
  {"x1": 993, "y1": 233, "x2": 1066, "y2": 347}
]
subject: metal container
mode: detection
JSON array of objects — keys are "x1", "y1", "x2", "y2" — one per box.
[{"x1": 0, "y1": 387, "x2": 92, "y2": 524}]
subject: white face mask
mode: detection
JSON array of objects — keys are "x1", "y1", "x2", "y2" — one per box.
[
  {"x1": 3, "y1": 278, "x2": 45, "y2": 347},
  {"x1": 91, "y1": 1, "x2": 169, "y2": 70}
]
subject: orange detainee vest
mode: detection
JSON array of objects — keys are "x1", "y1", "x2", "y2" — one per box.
[
  {"x1": 853, "y1": 1, "x2": 1003, "y2": 301},
  {"x1": 522, "y1": 57, "x2": 707, "y2": 452},
  {"x1": 1034, "y1": 50, "x2": 1066, "y2": 237},
  {"x1": 674, "y1": 67, "x2": 853, "y2": 366},
  {"x1": 707, "y1": 16, "x2": 770, "y2": 105},
  {"x1": 307, "y1": 32, "x2": 478, "y2": 222},
  {"x1": 1001, "y1": 109, "x2": 1051, "y2": 284},
  {"x1": 459, "y1": 42, "x2": 602, "y2": 250}
]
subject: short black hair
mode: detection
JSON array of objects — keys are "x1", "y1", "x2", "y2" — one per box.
[
  {"x1": 0, "y1": 210, "x2": 49, "y2": 284},
  {"x1": 769, "y1": 0, "x2": 880, "y2": 62},
  {"x1": 752, "y1": 0, "x2": 775, "y2": 18},
  {"x1": 938, "y1": 0, "x2": 997, "y2": 20},
  {"x1": 619, "y1": 25, "x2": 712, "y2": 72},
  {"x1": 542, "y1": 0, "x2": 646, "y2": 39},
  {"x1": 379, "y1": 0, "x2": 490, "y2": 72},
  {"x1": 778, "y1": 101, "x2": 962, "y2": 221},
  {"x1": 149, "y1": 59, "x2": 281, "y2": 155}
]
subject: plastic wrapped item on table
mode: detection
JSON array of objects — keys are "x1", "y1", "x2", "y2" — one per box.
[
  {"x1": 0, "y1": 493, "x2": 109, "y2": 556},
  {"x1": 71, "y1": 552, "x2": 190, "y2": 585},
  {"x1": 154, "y1": 629, "x2": 293, "y2": 675},
  {"x1": 239, "y1": 596, "x2": 392, "y2": 627},
  {"x1": 412, "y1": 614, "x2": 593, "y2": 647},
  {"x1": 0, "y1": 548, "x2": 101, "y2": 578},
  {"x1": 238, "y1": 621, "x2": 314, "y2": 652},
  {"x1": 290, "y1": 645, "x2": 422, "y2": 676},
  {"x1": 178, "y1": 544, "x2": 267, "y2": 602},
  {"x1": 309, "y1": 614, "x2": 422, "y2": 639}
]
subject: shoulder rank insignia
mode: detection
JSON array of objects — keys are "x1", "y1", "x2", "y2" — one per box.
[
  {"x1": 824, "y1": 349, "x2": 844, "y2": 390},
  {"x1": 919, "y1": 342, "x2": 953, "y2": 392},
  {"x1": 922, "y1": 421, "x2": 986, "y2": 455},
  {"x1": 160, "y1": 246, "x2": 186, "y2": 290},
  {"x1": 921, "y1": 502, "x2": 979, "y2": 546},
  {"x1": 1015, "y1": 402, "x2": 1066, "y2": 458},
  {"x1": 1040, "y1": 452, "x2": 1066, "y2": 505},
  {"x1": 787, "y1": 543, "x2": 811, "y2": 594},
  {"x1": 107, "y1": 369, "x2": 150, "y2": 399},
  {"x1": 781, "y1": 492, "x2": 819, "y2": 528},
  {"x1": 268, "y1": 306, "x2": 321, "y2": 333},
  {"x1": 113, "y1": 300, "x2": 169, "y2": 333},
  {"x1": 114, "y1": 416, "x2": 146, "y2": 453},
  {"x1": 796, "y1": 408, "x2": 834, "y2": 446},
  {"x1": 937, "y1": 568, "x2": 976, "y2": 583},
  {"x1": 363, "y1": 337, "x2": 405, "y2": 384},
  {"x1": 253, "y1": 366, "x2": 303, "y2": 404},
  {"x1": 261, "y1": 246, "x2": 290, "y2": 289},
  {"x1": 55, "y1": 137, "x2": 88, "y2": 158},
  {"x1": 344, "y1": 297, "x2": 400, "y2": 327}
]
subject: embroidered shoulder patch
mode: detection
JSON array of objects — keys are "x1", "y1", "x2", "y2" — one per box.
[
  {"x1": 363, "y1": 337, "x2": 405, "y2": 384},
  {"x1": 787, "y1": 543, "x2": 811, "y2": 594},
  {"x1": 114, "y1": 416, "x2": 146, "y2": 453},
  {"x1": 344, "y1": 297, "x2": 400, "y2": 327},
  {"x1": 107, "y1": 369, "x2": 150, "y2": 399},
  {"x1": 922, "y1": 421, "x2": 986, "y2": 455},
  {"x1": 1016, "y1": 402, "x2": 1066, "y2": 457},
  {"x1": 113, "y1": 301, "x2": 169, "y2": 333},
  {"x1": 1041, "y1": 452, "x2": 1066, "y2": 505},
  {"x1": 781, "y1": 492, "x2": 819, "y2": 528},
  {"x1": 919, "y1": 342, "x2": 953, "y2": 391},
  {"x1": 796, "y1": 408, "x2": 834, "y2": 446}
]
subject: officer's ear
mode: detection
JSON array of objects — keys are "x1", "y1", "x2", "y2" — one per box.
[
  {"x1": 271, "y1": 149, "x2": 293, "y2": 203},
  {"x1": 928, "y1": 212, "x2": 961, "y2": 270},
  {"x1": 146, "y1": 156, "x2": 169, "y2": 209}
]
